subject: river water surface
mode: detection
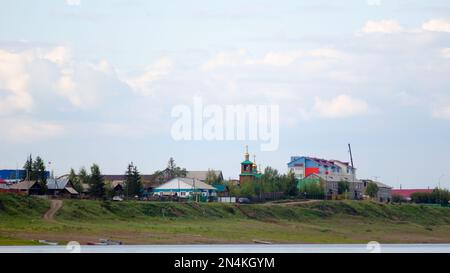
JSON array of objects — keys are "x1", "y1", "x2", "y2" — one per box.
[{"x1": 1, "y1": 244, "x2": 450, "y2": 253}]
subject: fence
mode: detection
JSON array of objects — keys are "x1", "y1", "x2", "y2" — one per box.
[{"x1": 249, "y1": 192, "x2": 285, "y2": 203}]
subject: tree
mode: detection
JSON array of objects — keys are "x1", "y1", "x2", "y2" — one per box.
[
  {"x1": 165, "y1": 157, "x2": 187, "y2": 180},
  {"x1": 32, "y1": 156, "x2": 47, "y2": 194},
  {"x1": 239, "y1": 181, "x2": 257, "y2": 197},
  {"x1": 23, "y1": 154, "x2": 34, "y2": 180},
  {"x1": 262, "y1": 166, "x2": 280, "y2": 193},
  {"x1": 124, "y1": 162, "x2": 143, "y2": 198},
  {"x1": 411, "y1": 188, "x2": 450, "y2": 205},
  {"x1": 152, "y1": 170, "x2": 166, "y2": 184},
  {"x1": 68, "y1": 168, "x2": 83, "y2": 194},
  {"x1": 431, "y1": 188, "x2": 449, "y2": 206},
  {"x1": 205, "y1": 169, "x2": 222, "y2": 185},
  {"x1": 88, "y1": 164, "x2": 105, "y2": 198},
  {"x1": 166, "y1": 157, "x2": 176, "y2": 179},
  {"x1": 153, "y1": 158, "x2": 187, "y2": 183},
  {"x1": 284, "y1": 171, "x2": 299, "y2": 197},
  {"x1": 365, "y1": 182, "x2": 379, "y2": 199},
  {"x1": 299, "y1": 179, "x2": 325, "y2": 200},
  {"x1": 338, "y1": 181, "x2": 350, "y2": 195},
  {"x1": 78, "y1": 167, "x2": 89, "y2": 190},
  {"x1": 392, "y1": 194, "x2": 404, "y2": 203}
]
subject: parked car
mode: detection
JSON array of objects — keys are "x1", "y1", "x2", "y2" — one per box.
[
  {"x1": 237, "y1": 197, "x2": 251, "y2": 204},
  {"x1": 112, "y1": 196, "x2": 123, "y2": 202}
]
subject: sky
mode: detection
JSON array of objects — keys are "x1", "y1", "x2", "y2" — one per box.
[{"x1": 1, "y1": 0, "x2": 450, "y2": 189}]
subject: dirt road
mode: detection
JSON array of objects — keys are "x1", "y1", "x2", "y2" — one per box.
[{"x1": 43, "y1": 200, "x2": 63, "y2": 221}]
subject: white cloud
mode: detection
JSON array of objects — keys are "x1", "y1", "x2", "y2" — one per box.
[
  {"x1": 312, "y1": 95, "x2": 369, "y2": 118},
  {"x1": 441, "y1": 48, "x2": 450, "y2": 59},
  {"x1": 432, "y1": 105, "x2": 450, "y2": 120},
  {"x1": 0, "y1": 118, "x2": 64, "y2": 142},
  {"x1": 66, "y1": 0, "x2": 81, "y2": 6},
  {"x1": 367, "y1": 0, "x2": 382, "y2": 6},
  {"x1": 361, "y1": 20, "x2": 404, "y2": 33},
  {"x1": 43, "y1": 46, "x2": 71, "y2": 65},
  {"x1": 250, "y1": 50, "x2": 304, "y2": 66},
  {"x1": 422, "y1": 19, "x2": 450, "y2": 33},
  {"x1": 0, "y1": 45, "x2": 155, "y2": 143},
  {"x1": 0, "y1": 49, "x2": 33, "y2": 115},
  {"x1": 0, "y1": 46, "x2": 125, "y2": 111},
  {"x1": 308, "y1": 48, "x2": 347, "y2": 59},
  {"x1": 397, "y1": 91, "x2": 421, "y2": 106},
  {"x1": 201, "y1": 48, "x2": 248, "y2": 70},
  {"x1": 201, "y1": 47, "x2": 347, "y2": 71},
  {"x1": 125, "y1": 57, "x2": 173, "y2": 95}
]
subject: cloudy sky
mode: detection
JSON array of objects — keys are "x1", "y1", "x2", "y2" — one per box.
[{"x1": 1, "y1": 0, "x2": 450, "y2": 188}]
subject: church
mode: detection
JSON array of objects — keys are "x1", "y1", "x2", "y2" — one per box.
[{"x1": 239, "y1": 146, "x2": 262, "y2": 185}]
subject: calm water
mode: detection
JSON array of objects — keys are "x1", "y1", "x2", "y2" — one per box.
[{"x1": 1, "y1": 244, "x2": 450, "y2": 253}]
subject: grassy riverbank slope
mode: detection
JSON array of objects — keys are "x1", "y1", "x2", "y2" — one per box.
[{"x1": 1, "y1": 193, "x2": 449, "y2": 245}]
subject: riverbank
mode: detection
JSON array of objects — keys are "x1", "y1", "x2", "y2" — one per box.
[{"x1": 1, "y1": 193, "x2": 449, "y2": 245}]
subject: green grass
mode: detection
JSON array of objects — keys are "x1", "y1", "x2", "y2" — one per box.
[
  {"x1": 0, "y1": 236, "x2": 43, "y2": 245},
  {"x1": 1, "y1": 193, "x2": 449, "y2": 245},
  {"x1": 0, "y1": 193, "x2": 49, "y2": 217}
]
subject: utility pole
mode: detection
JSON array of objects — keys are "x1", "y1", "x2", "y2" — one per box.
[
  {"x1": 193, "y1": 178, "x2": 197, "y2": 202},
  {"x1": 178, "y1": 178, "x2": 180, "y2": 201},
  {"x1": 438, "y1": 174, "x2": 444, "y2": 189},
  {"x1": 438, "y1": 174, "x2": 444, "y2": 206}
]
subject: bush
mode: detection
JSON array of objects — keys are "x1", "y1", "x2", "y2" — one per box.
[
  {"x1": 299, "y1": 180, "x2": 325, "y2": 200},
  {"x1": 338, "y1": 181, "x2": 350, "y2": 195},
  {"x1": 392, "y1": 194, "x2": 404, "y2": 203},
  {"x1": 411, "y1": 188, "x2": 450, "y2": 206},
  {"x1": 365, "y1": 182, "x2": 379, "y2": 198}
]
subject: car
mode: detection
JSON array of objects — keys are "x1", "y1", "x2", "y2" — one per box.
[
  {"x1": 112, "y1": 196, "x2": 123, "y2": 201},
  {"x1": 237, "y1": 197, "x2": 251, "y2": 204}
]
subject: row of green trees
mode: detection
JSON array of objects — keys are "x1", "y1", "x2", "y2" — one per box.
[
  {"x1": 409, "y1": 188, "x2": 450, "y2": 205},
  {"x1": 68, "y1": 162, "x2": 143, "y2": 198},
  {"x1": 228, "y1": 167, "x2": 298, "y2": 199},
  {"x1": 296, "y1": 179, "x2": 380, "y2": 200},
  {"x1": 23, "y1": 155, "x2": 48, "y2": 194},
  {"x1": 21, "y1": 156, "x2": 215, "y2": 199},
  {"x1": 68, "y1": 164, "x2": 105, "y2": 197}
]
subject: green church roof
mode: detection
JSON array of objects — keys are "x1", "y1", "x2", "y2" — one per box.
[
  {"x1": 239, "y1": 173, "x2": 256, "y2": 176},
  {"x1": 241, "y1": 160, "x2": 253, "y2": 165}
]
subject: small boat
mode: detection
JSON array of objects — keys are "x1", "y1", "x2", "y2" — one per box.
[
  {"x1": 86, "y1": 241, "x2": 108, "y2": 246},
  {"x1": 252, "y1": 240, "x2": 272, "y2": 245},
  {"x1": 99, "y1": 238, "x2": 123, "y2": 245},
  {"x1": 38, "y1": 240, "x2": 58, "y2": 246}
]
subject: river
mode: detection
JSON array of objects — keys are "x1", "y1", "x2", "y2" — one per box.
[{"x1": 1, "y1": 243, "x2": 450, "y2": 253}]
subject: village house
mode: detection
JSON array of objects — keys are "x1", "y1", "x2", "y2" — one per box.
[
  {"x1": 46, "y1": 177, "x2": 79, "y2": 198},
  {"x1": 103, "y1": 174, "x2": 158, "y2": 197},
  {"x1": 0, "y1": 178, "x2": 8, "y2": 190},
  {"x1": 153, "y1": 177, "x2": 217, "y2": 200},
  {"x1": 287, "y1": 156, "x2": 356, "y2": 180},
  {"x1": 361, "y1": 179, "x2": 392, "y2": 202},
  {"x1": 186, "y1": 170, "x2": 224, "y2": 182},
  {"x1": 300, "y1": 173, "x2": 364, "y2": 200},
  {"x1": 8, "y1": 180, "x2": 43, "y2": 195},
  {"x1": 290, "y1": 155, "x2": 393, "y2": 201}
]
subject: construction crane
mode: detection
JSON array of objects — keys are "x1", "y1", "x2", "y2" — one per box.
[
  {"x1": 348, "y1": 143, "x2": 354, "y2": 169},
  {"x1": 348, "y1": 143, "x2": 355, "y2": 181}
]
